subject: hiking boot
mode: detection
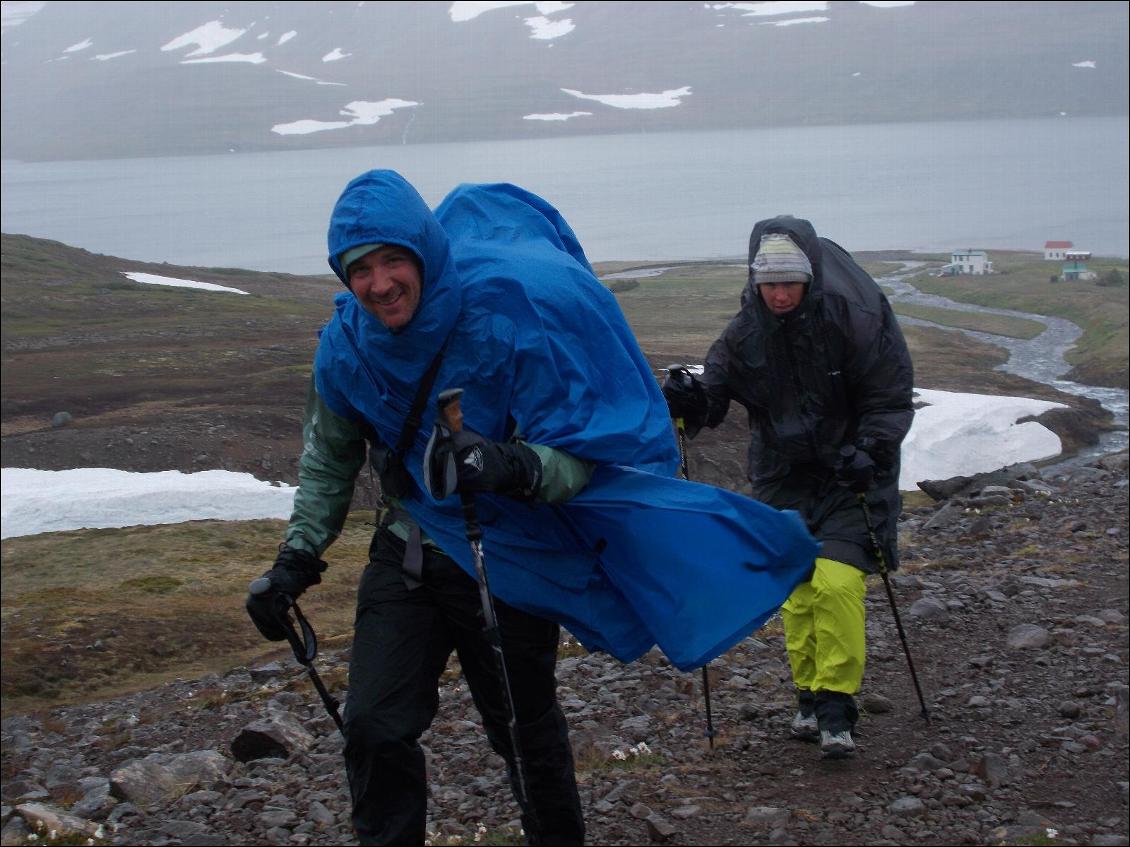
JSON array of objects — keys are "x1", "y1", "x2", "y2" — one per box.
[
  {"x1": 819, "y1": 728, "x2": 856, "y2": 759},
  {"x1": 790, "y1": 710, "x2": 819, "y2": 742}
]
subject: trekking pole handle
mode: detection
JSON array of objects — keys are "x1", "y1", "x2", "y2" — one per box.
[
  {"x1": 437, "y1": 387, "x2": 482, "y2": 541},
  {"x1": 438, "y1": 387, "x2": 464, "y2": 434},
  {"x1": 668, "y1": 365, "x2": 693, "y2": 388}
]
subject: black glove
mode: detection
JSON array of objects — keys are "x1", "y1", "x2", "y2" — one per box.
[
  {"x1": 836, "y1": 445, "x2": 876, "y2": 493},
  {"x1": 426, "y1": 428, "x2": 542, "y2": 501},
  {"x1": 245, "y1": 546, "x2": 327, "y2": 642},
  {"x1": 661, "y1": 366, "x2": 707, "y2": 437}
]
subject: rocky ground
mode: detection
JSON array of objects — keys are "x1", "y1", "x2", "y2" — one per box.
[{"x1": 2, "y1": 453, "x2": 1128, "y2": 847}]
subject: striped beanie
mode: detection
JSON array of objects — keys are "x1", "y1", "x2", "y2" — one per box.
[{"x1": 750, "y1": 233, "x2": 813, "y2": 284}]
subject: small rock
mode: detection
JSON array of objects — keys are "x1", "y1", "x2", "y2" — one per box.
[
  {"x1": 909, "y1": 597, "x2": 949, "y2": 620},
  {"x1": 888, "y1": 796, "x2": 927, "y2": 816},
  {"x1": 1006, "y1": 623, "x2": 1051, "y2": 650}
]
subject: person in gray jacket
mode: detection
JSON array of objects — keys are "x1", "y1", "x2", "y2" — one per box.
[{"x1": 662, "y1": 215, "x2": 915, "y2": 758}]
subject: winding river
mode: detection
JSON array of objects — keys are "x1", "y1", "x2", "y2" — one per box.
[{"x1": 879, "y1": 264, "x2": 1129, "y2": 465}]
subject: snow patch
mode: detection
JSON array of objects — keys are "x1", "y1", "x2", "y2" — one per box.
[
  {"x1": 1, "y1": 468, "x2": 295, "y2": 539},
  {"x1": 523, "y1": 111, "x2": 592, "y2": 121},
  {"x1": 899, "y1": 388, "x2": 1065, "y2": 489},
  {"x1": 561, "y1": 86, "x2": 692, "y2": 109},
  {"x1": 121, "y1": 272, "x2": 249, "y2": 295},
  {"x1": 93, "y1": 50, "x2": 136, "y2": 61},
  {"x1": 162, "y1": 20, "x2": 247, "y2": 57},
  {"x1": 271, "y1": 99, "x2": 420, "y2": 135}
]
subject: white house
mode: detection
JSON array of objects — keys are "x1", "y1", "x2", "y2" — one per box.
[
  {"x1": 1045, "y1": 240, "x2": 1073, "y2": 260},
  {"x1": 948, "y1": 249, "x2": 993, "y2": 275}
]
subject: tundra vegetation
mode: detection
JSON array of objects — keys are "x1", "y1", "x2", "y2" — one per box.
[{"x1": 1, "y1": 237, "x2": 1125, "y2": 716}]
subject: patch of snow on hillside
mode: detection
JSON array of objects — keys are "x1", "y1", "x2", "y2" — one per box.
[
  {"x1": 93, "y1": 50, "x2": 136, "y2": 61},
  {"x1": 271, "y1": 99, "x2": 419, "y2": 135},
  {"x1": 63, "y1": 38, "x2": 93, "y2": 53},
  {"x1": 451, "y1": 2, "x2": 573, "y2": 22},
  {"x1": 524, "y1": 111, "x2": 591, "y2": 121},
  {"x1": 277, "y1": 30, "x2": 297, "y2": 45},
  {"x1": 525, "y1": 14, "x2": 573, "y2": 39},
  {"x1": 121, "y1": 272, "x2": 249, "y2": 295},
  {"x1": 322, "y1": 47, "x2": 351, "y2": 62},
  {"x1": 183, "y1": 52, "x2": 266, "y2": 65},
  {"x1": 0, "y1": 468, "x2": 296, "y2": 539},
  {"x1": 276, "y1": 69, "x2": 347, "y2": 86},
  {"x1": 899, "y1": 388, "x2": 1065, "y2": 489},
  {"x1": 561, "y1": 87, "x2": 691, "y2": 109},
  {"x1": 1072, "y1": 60, "x2": 1096, "y2": 69},
  {"x1": 761, "y1": 16, "x2": 828, "y2": 26},
  {"x1": 709, "y1": 1, "x2": 827, "y2": 16},
  {"x1": 162, "y1": 21, "x2": 248, "y2": 57}
]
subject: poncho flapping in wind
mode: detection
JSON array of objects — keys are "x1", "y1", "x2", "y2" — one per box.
[{"x1": 315, "y1": 170, "x2": 818, "y2": 670}]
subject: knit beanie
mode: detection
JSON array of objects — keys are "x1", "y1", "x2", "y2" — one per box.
[{"x1": 750, "y1": 233, "x2": 813, "y2": 284}]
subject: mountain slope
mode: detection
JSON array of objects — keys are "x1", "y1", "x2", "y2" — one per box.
[{"x1": 1, "y1": 0, "x2": 1127, "y2": 161}]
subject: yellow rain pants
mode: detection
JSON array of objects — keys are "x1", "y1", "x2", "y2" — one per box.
[{"x1": 780, "y1": 557, "x2": 867, "y2": 694}]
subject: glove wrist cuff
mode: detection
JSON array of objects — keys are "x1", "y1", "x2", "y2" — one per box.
[
  {"x1": 501, "y1": 442, "x2": 542, "y2": 500},
  {"x1": 275, "y1": 546, "x2": 327, "y2": 579}
]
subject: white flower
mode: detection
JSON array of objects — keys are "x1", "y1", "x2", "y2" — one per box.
[
  {"x1": 611, "y1": 749, "x2": 627, "y2": 760},
  {"x1": 1046, "y1": 829, "x2": 1059, "y2": 839}
]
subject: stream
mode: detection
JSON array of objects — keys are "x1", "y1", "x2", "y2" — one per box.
[{"x1": 879, "y1": 263, "x2": 1128, "y2": 467}]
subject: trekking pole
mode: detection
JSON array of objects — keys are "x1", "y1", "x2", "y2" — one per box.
[
  {"x1": 248, "y1": 578, "x2": 346, "y2": 735},
  {"x1": 436, "y1": 388, "x2": 535, "y2": 817},
  {"x1": 667, "y1": 365, "x2": 716, "y2": 750},
  {"x1": 856, "y1": 494, "x2": 930, "y2": 722}
]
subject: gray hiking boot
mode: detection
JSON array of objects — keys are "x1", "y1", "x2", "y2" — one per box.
[
  {"x1": 790, "y1": 710, "x2": 819, "y2": 742},
  {"x1": 819, "y1": 728, "x2": 856, "y2": 759}
]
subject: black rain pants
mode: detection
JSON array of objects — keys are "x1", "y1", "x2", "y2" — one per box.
[{"x1": 343, "y1": 527, "x2": 584, "y2": 846}]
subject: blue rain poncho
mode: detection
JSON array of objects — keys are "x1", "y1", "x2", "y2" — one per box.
[{"x1": 315, "y1": 170, "x2": 818, "y2": 671}]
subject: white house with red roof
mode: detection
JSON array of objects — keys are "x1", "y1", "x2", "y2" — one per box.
[{"x1": 1045, "y1": 240, "x2": 1073, "y2": 260}]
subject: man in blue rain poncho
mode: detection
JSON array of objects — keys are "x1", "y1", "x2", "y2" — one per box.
[{"x1": 246, "y1": 170, "x2": 817, "y2": 845}]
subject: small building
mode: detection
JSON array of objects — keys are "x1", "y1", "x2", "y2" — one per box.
[
  {"x1": 1062, "y1": 250, "x2": 1096, "y2": 281},
  {"x1": 1044, "y1": 240, "x2": 1073, "y2": 260},
  {"x1": 948, "y1": 249, "x2": 993, "y2": 275}
]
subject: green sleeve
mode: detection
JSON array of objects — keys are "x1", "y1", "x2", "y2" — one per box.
[
  {"x1": 526, "y1": 443, "x2": 594, "y2": 504},
  {"x1": 284, "y1": 379, "x2": 368, "y2": 556}
]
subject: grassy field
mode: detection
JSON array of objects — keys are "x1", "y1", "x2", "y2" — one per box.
[
  {"x1": 888, "y1": 302, "x2": 1047, "y2": 339},
  {"x1": 907, "y1": 250, "x2": 1128, "y2": 387},
  {"x1": 0, "y1": 513, "x2": 374, "y2": 717}
]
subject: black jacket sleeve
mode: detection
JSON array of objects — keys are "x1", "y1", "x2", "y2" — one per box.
[{"x1": 840, "y1": 295, "x2": 915, "y2": 470}]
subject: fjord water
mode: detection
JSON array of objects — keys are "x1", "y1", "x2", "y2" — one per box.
[{"x1": 1, "y1": 116, "x2": 1127, "y2": 274}]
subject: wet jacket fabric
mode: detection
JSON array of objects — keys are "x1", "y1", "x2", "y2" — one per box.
[
  {"x1": 702, "y1": 215, "x2": 914, "y2": 572},
  {"x1": 306, "y1": 172, "x2": 819, "y2": 669}
]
